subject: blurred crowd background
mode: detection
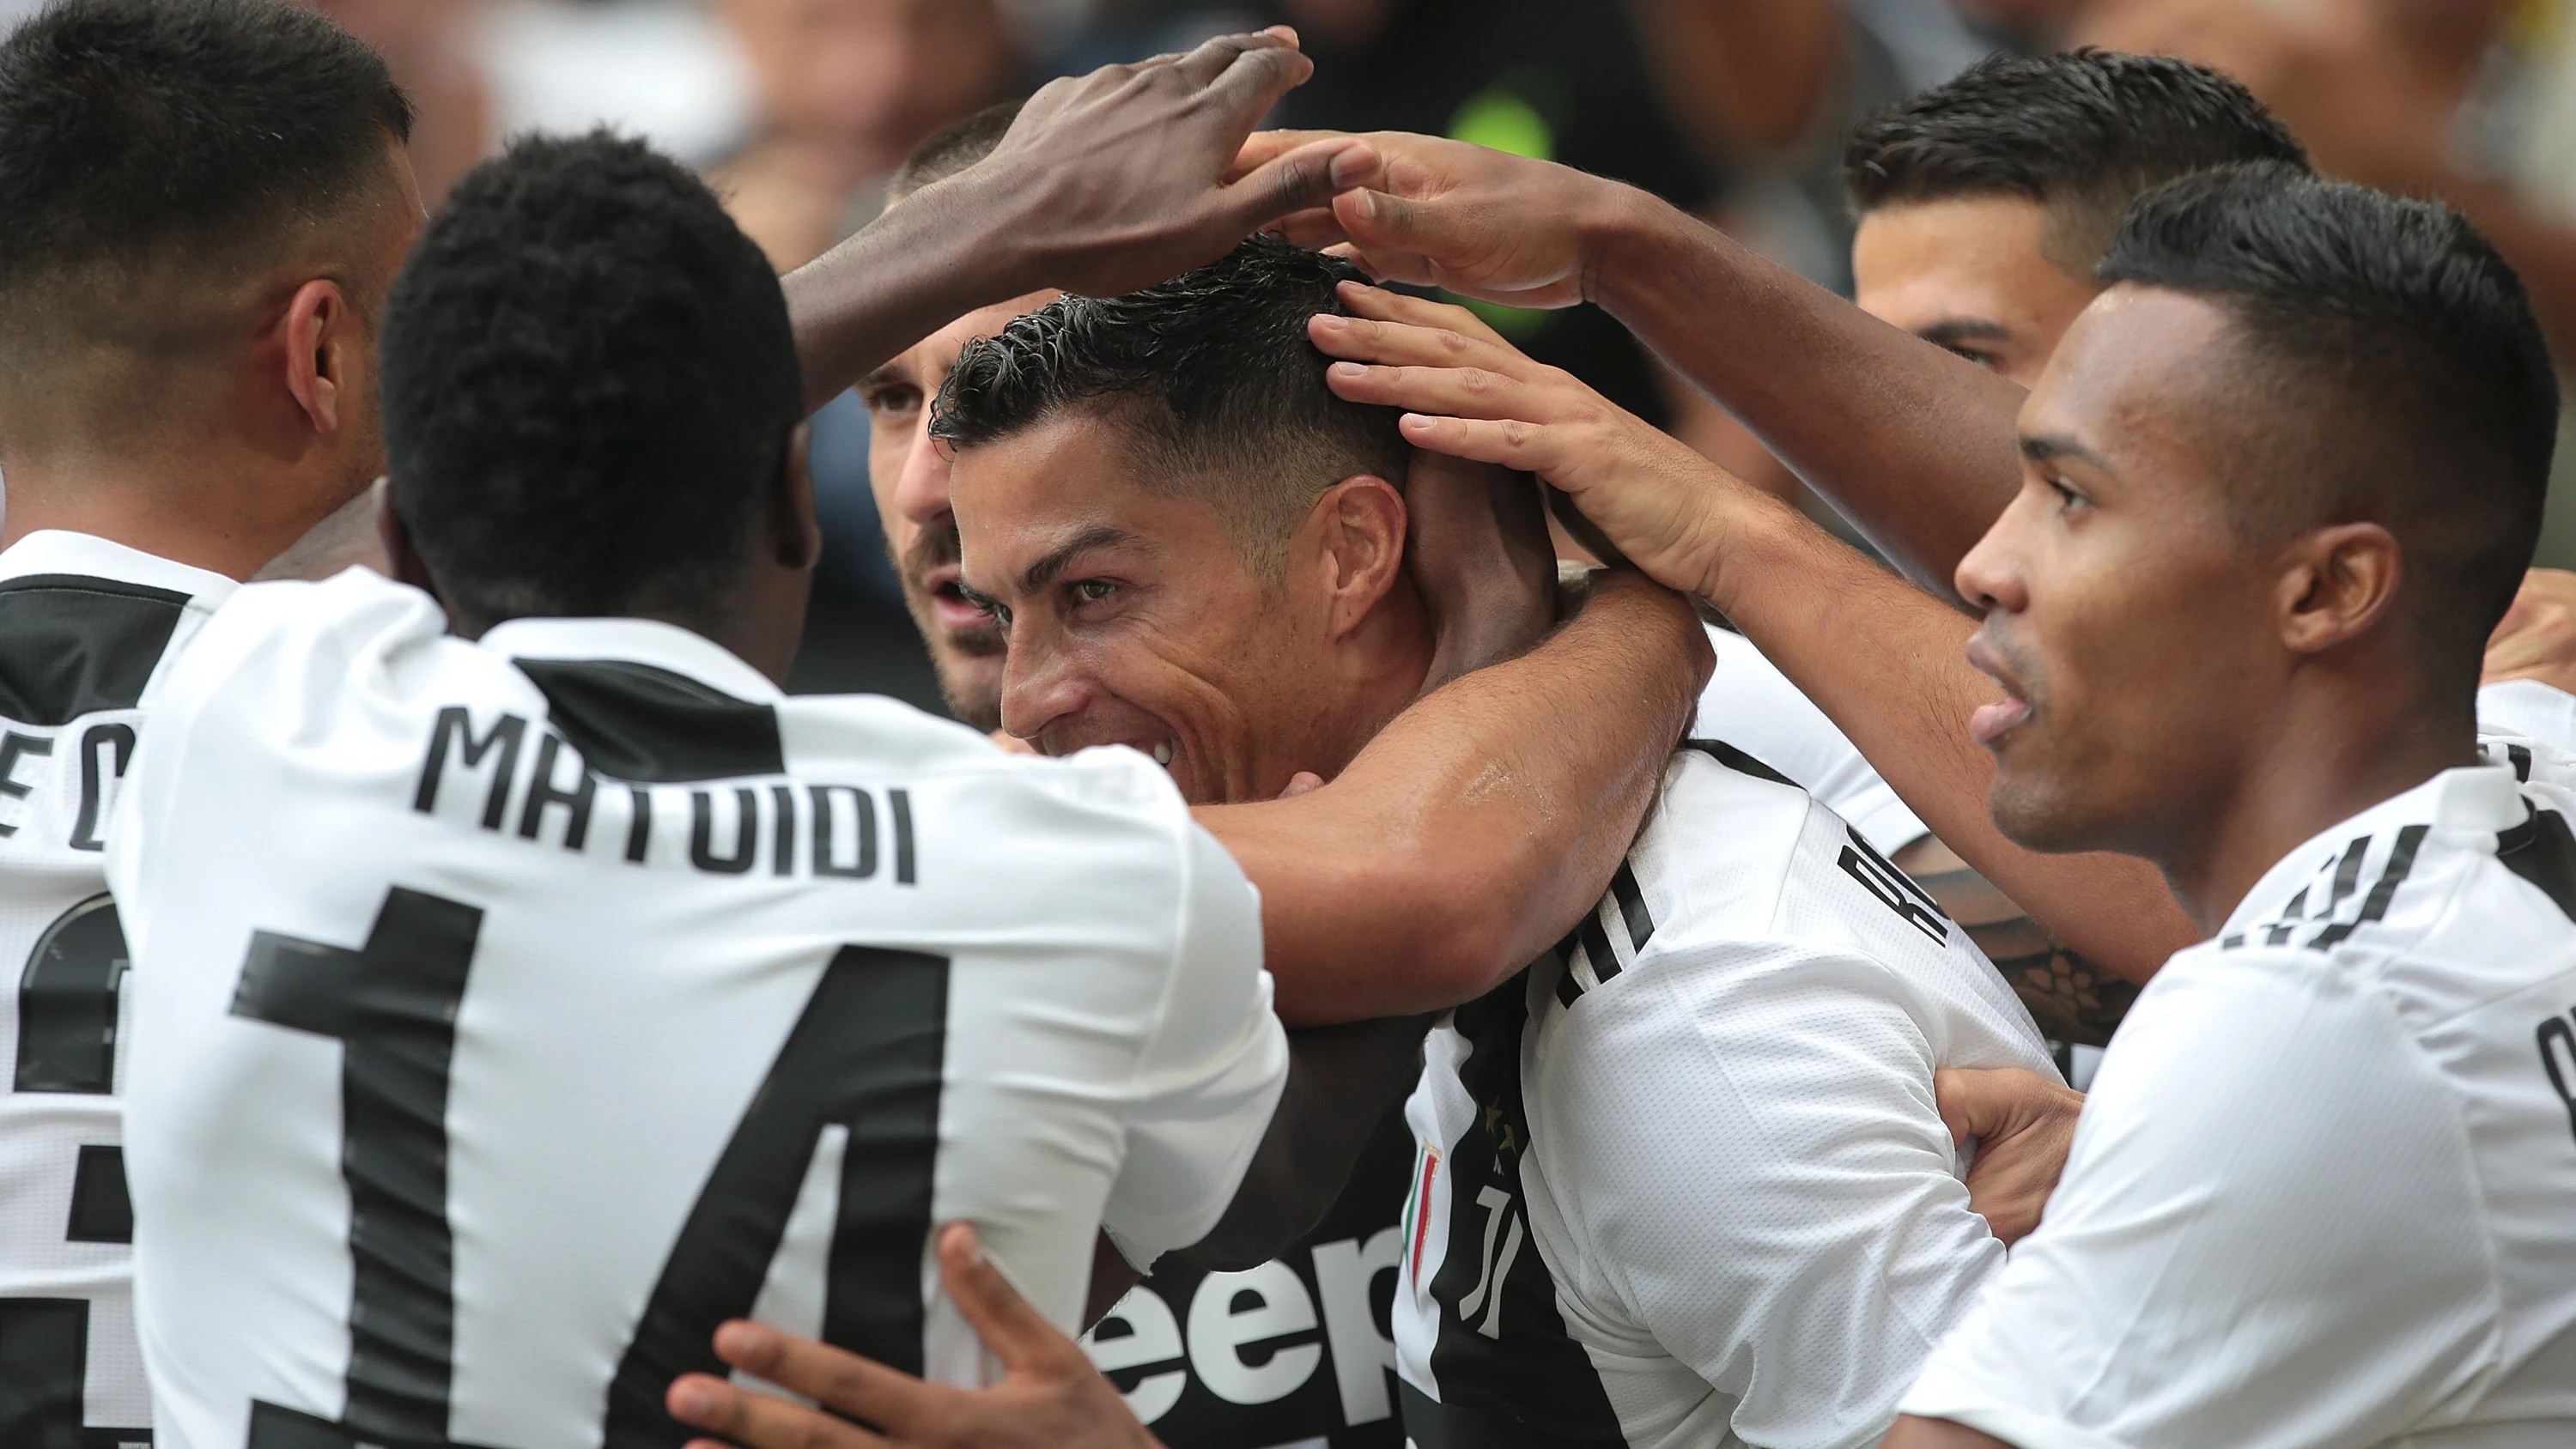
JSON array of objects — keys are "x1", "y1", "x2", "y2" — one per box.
[{"x1": 23, "y1": 0, "x2": 2575, "y2": 708}]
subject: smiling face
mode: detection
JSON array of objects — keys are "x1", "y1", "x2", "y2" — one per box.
[
  {"x1": 857, "y1": 291, "x2": 1057, "y2": 730},
  {"x1": 1851, "y1": 194, "x2": 2104, "y2": 387},
  {"x1": 949, "y1": 409, "x2": 1426, "y2": 805},
  {"x1": 1955, "y1": 285, "x2": 2288, "y2": 860}
]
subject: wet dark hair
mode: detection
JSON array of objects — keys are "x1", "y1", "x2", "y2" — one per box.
[
  {"x1": 2101, "y1": 162, "x2": 2556, "y2": 686},
  {"x1": 931, "y1": 233, "x2": 1408, "y2": 572},
  {"x1": 383, "y1": 130, "x2": 804, "y2": 630},
  {"x1": 0, "y1": 0, "x2": 413, "y2": 360},
  {"x1": 1844, "y1": 50, "x2": 2310, "y2": 270}
]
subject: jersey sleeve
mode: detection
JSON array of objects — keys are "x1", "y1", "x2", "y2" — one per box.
[
  {"x1": 1097, "y1": 821, "x2": 1288, "y2": 1269},
  {"x1": 1899, "y1": 949, "x2": 2495, "y2": 1449},
  {"x1": 1541, "y1": 942, "x2": 2006, "y2": 1449},
  {"x1": 1695, "y1": 631, "x2": 1928, "y2": 856}
]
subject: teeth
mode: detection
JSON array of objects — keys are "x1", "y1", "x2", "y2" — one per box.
[{"x1": 1151, "y1": 742, "x2": 1174, "y2": 767}]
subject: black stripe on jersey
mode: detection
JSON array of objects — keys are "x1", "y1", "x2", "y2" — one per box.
[
  {"x1": 15, "y1": 893, "x2": 130, "y2": 1095},
  {"x1": 1609, "y1": 865, "x2": 1653, "y2": 955},
  {"x1": 2308, "y1": 825, "x2": 2429, "y2": 950},
  {"x1": 2318, "y1": 835, "x2": 2372, "y2": 919},
  {"x1": 513, "y1": 658, "x2": 784, "y2": 783},
  {"x1": 0, "y1": 573, "x2": 189, "y2": 727},
  {"x1": 65, "y1": 1143, "x2": 132, "y2": 1244},
  {"x1": 2262, "y1": 887, "x2": 2310, "y2": 948},
  {"x1": 0, "y1": 1298, "x2": 154, "y2": 1449},
  {"x1": 2497, "y1": 803, "x2": 2576, "y2": 924},
  {"x1": 2510, "y1": 743, "x2": 2536, "y2": 783},
  {"x1": 1411, "y1": 975, "x2": 1627, "y2": 1449},
  {"x1": 1551, "y1": 919, "x2": 1587, "y2": 1009},
  {"x1": 1680, "y1": 737, "x2": 1797, "y2": 790}
]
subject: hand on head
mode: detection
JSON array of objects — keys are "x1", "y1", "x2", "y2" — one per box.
[
  {"x1": 957, "y1": 30, "x2": 1375, "y2": 300},
  {"x1": 667, "y1": 1224, "x2": 1158, "y2": 1449},
  {"x1": 1238, "y1": 130, "x2": 1613, "y2": 310},
  {"x1": 1312, "y1": 282, "x2": 1770, "y2": 604}
]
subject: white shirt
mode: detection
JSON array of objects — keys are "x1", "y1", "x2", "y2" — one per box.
[
  {"x1": 1697, "y1": 627, "x2": 1928, "y2": 857},
  {"x1": 1394, "y1": 745, "x2": 2056, "y2": 1449},
  {"x1": 0, "y1": 530, "x2": 234, "y2": 1446},
  {"x1": 111, "y1": 568, "x2": 1288, "y2": 1449},
  {"x1": 2479, "y1": 677, "x2": 2576, "y2": 752},
  {"x1": 1901, "y1": 761, "x2": 2576, "y2": 1449}
]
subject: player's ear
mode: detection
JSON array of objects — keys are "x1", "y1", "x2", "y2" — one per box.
[
  {"x1": 1318, "y1": 472, "x2": 1408, "y2": 640},
  {"x1": 2276, "y1": 520, "x2": 2403, "y2": 656},
  {"x1": 281, "y1": 278, "x2": 353, "y2": 437},
  {"x1": 374, "y1": 479, "x2": 439, "y2": 600},
  {"x1": 769, "y1": 422, "x2": 822, "y2": 573}
]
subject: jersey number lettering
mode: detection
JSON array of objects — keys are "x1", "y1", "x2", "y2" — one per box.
[
  {"x1": 1838, "y1": 831, "x2": 1952, "y2": 945},
  {"x1": 3, "y1": 894, "x2": 142, "y2": 1449},
  {"x1": 228, "y1": 886, "x2": 950, "y2": 1449}
]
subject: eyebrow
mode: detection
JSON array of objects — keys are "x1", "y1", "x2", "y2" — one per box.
[
  {"x1": 1917, "y1": 318, "x2": 2013, "y2": 349},
  {"x1": 856, "y1": 364, "x2": 908, "y2": 392},
  {"x1": 2020, "y1": 432, "x2": 2112, "y2": 472},
  {"x1": 1018, "y1": 524, "x2": 1142, "y2": 595}
]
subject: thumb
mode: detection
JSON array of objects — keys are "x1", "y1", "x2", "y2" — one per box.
[
  {"x1": 1218, "y1": 139, "x2": 1376, "y2": 235},
  {"x1": 939, "y1": 1223, "x2": 1060, "y2": 1367}
]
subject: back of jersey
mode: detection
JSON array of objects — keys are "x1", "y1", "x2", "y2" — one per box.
[
  {"x1": 110, "y1": 572, "x2": 1285, "y2": 1449},
  {"x1": 0, "y1": 531, "x2": 234, "y2": 1449}
]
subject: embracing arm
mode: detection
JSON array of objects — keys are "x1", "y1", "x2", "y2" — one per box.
[{"x1": 1200, "y1": 570, "x2": 1710, "y2": 1026}]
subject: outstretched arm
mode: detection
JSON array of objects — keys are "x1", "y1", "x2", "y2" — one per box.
[
  {"x1": 1313, "y1": 285, "x2": 2196, "y2": 983},
  {"x1": 1204, "y1": 567, "x2": 1710, "y2": 1025},
  {"x1": 782, "y1": 31, "x2": 1368, "y2": 415},
  {"x1": 1242, "y1": 130, "x2": 2028, "y2": 597}
]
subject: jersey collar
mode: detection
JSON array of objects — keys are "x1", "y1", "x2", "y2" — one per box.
[
  {"x1": 477, "y1": 615, "x2": 784, "y2": 704},
  {"x1": 0, "y1": 527, "x2": 240, "y2": 605},
  {"x1": 2219, "y1": 762, "x2": 2524, "y2": 939}
]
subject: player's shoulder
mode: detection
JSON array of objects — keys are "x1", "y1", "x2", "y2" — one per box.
[
  {"x1": 784, "y1": 694, "x2": 1192, "y2": 839},
  {"x1": 0, "y1": 528, "x2": 240, "y2": 727},
  {"x1": 159, "y1": 567, "x2": 476, "y2": 731},
  {"x1": 2197, "y1": 763, "x2": 2576, "y2": 1025}
]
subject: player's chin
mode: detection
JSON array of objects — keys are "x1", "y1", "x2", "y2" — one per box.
[{"x1": 1987, "y1": 766, "x2": 2105, "y2": 857}]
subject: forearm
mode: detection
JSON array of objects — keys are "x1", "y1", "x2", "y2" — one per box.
[
  {"x1": 1708, "y1": 496, "x2": 2196, "y2": 982},
  {"x1": 1583, "y1": 187, "x2": 2028, "y2": 597},
  {"x1": 1200, "y1": 572, "x2": 1709, "y2": 1024},
  {"x1": 781, "y1": 182, "x2": 1037, "y2": 415}
]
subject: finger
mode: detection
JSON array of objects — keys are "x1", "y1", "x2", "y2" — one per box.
[
  {"x1": 1394, "y1": 412, "x2": 1572, "y2": 477},
  {"x1": 1325, "y1": 359, "x2": 1559, "y2": 426},
  {"x1": 1231, "y1": 127, "x2": 1364, "y2": 179},
  {"x1": 667, "y1": 1372, "x2": 890, "y2": 1449},
  {"x1": 938, "y1": 1223, "x2": 1072, "y2": 1368},
  {"x1": 1277, "y1": 771, "x2": 1326, "y2": 798},
  {"x1": 1335, "y1": 280, "x2": 1510, "y2": 347},
  {"x1": 1310, "y1": 315, "x2": 1523, "y2": 379},
  {"x1": 1190, "y1": 31, "x2": 1314, "y2": 119},
  {"x1": 1218, "y1": 138, "x2": 1376, "y2": 235},
  {"x1": 710, "y1": 1320, "x2": 931, "y2": 1432},
  {"x1": 1268, "y1": 205, "x2": 1351, "y2": 250}
]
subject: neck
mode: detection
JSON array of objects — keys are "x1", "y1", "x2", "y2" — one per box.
[
  {"x1": 2, "y1": 451, "x2": 354, "y2": 583},
  {"x1": 2160, "y1": 677, "x2": 2480, "y2": 934},
  {"x1": 1295, "y1": 582, "x2": 1439, "y2": 790}
]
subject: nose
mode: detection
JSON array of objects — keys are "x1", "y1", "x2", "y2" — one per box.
[
  {"x1": 890, "y1": 415, "x2": 953, "y2": 531},
  {"x1": 1955, "y1": 492, "x2": 2034, "y2": 616},
  {"x1": 998, "y1": 623, "x2": 1092, "y2": 747}
]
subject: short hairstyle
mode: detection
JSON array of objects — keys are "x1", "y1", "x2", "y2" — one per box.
[
  {"x1": 1844, "y1": 50, "x2": 2309, "y2": 271},
  {"x1": 383, "y1": 130, "x2": 804, "y2": 628},
  {"x1": 930, "y1": 233, "x2": 1408, "y2": 573},
  {"x1": 0, "y1": 0, "x2": 413, "y2": 354},
  {"x1": 889, "y1": 99, "x2": 1023, "y2": 202},
  {"x1": 2099, "y1": 163, "x2": 2557, "y2": 684}
]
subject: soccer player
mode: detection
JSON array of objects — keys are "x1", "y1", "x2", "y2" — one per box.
[
  {"x1": 0, "y1": 5, "x2": 419, "y2": 1443},
  {"x1": 920, "y1": 235, "x2": 2056, "y2": 1449}
]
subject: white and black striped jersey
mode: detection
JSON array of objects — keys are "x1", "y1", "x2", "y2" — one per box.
[
  {"x1": 0, "y1": 530, "x2": 236, "y2": 1449},
  {"x1": 1903, "y1": 761, "x2": 2576, "y2": 1448},
  {"x1": 1394, "y1": 743, "x2": 2055, "y2": 1449},
  {"x1": 1695, "y1": 627, "x2": 1925, "y2": 858},
  {"x1": 106, "y1": 567, "x2": 1288, "y2": 1449}
]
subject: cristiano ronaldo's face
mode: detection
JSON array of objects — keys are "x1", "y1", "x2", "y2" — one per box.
[
  {"x1": 1954, "y1": 285, "x2": 2284, "y2": 864},
  {"x1": 949, "y1": 410, "x2": 1407, "y2": 807}
]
